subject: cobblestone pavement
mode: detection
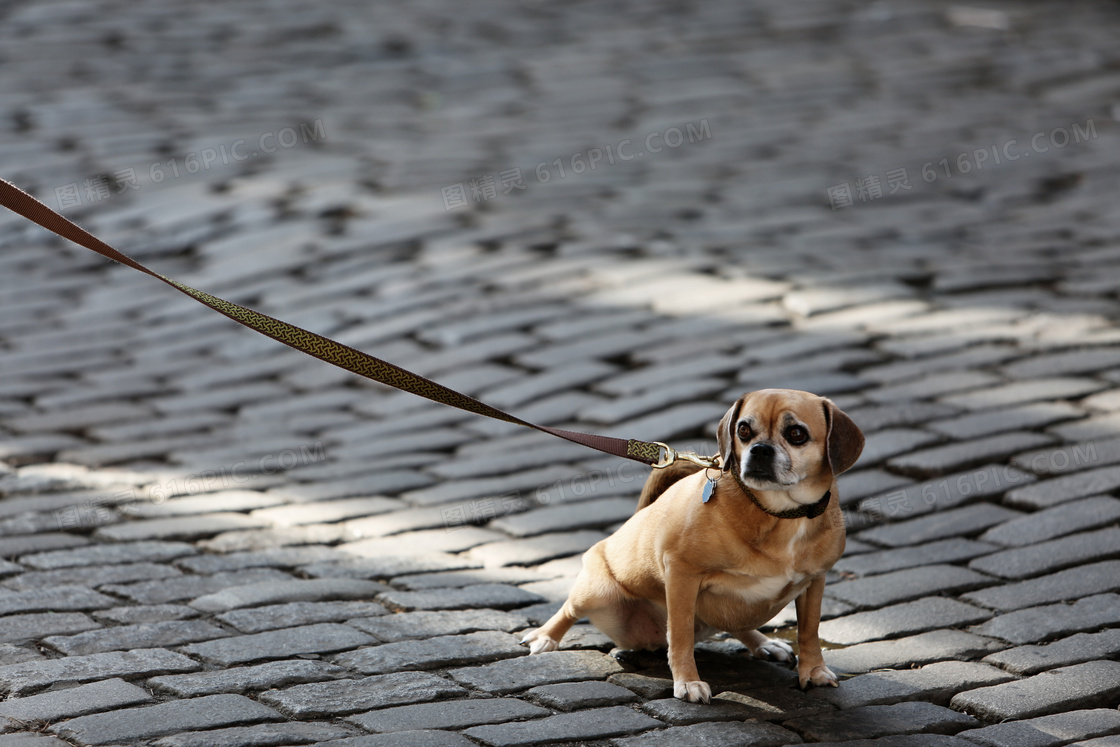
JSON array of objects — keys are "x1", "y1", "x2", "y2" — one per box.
[{"x1": 1, "y1": 0, "x2": 1119, "y2": 744}]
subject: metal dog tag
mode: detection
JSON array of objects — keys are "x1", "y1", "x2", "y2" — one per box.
[{"x1": 701, "y1": 479, "x2": 715, "y2": 503}]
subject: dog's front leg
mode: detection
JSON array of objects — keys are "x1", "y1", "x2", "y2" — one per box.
[
  {"x1": 795, "y1": 575, "x2": 838, "y2": 688},
  {"x1": 664, "y1": 566, "x2": 709, "y2": 703}
]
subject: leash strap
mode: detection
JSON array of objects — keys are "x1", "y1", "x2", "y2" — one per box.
[{"x1": 0, "y1": 179, "x2": 674, "y2": 465}]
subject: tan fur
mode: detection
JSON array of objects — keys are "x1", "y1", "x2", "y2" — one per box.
[{"x1": 523, "y1": 389, "x2": 865, "y2": 701}]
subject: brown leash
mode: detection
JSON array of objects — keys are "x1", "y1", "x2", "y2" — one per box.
[{"x1": 0, "y1": 178, "x2": 717, "y2": 470}]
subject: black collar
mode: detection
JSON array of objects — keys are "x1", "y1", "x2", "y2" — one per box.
[{"x1": 745, "y1": 487, "x2": 831, "y2": 519}]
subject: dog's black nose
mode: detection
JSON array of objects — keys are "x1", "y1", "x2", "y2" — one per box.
[{"x1": 750, "y1": 442, "x2": 775, "y2": 459}]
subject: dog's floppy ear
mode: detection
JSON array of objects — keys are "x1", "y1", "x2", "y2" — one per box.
[
  {"x1": 823, "y1": 399, "x2": 864, "y2": 476},
  {"x1": 717, "y1": 397, "x2": 742, "y2": 471}
]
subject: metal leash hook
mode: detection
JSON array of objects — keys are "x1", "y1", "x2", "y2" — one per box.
[{"x1": 651, "y1": 442, "x2": 721, "y2": 470}]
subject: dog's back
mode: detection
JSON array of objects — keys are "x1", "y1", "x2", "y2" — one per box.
[{"x1": 636, "y1": 461, "x2": 703, "y2": 511}]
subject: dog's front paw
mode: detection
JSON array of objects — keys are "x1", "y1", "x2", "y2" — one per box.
[
  {"x1": 520, "y1": 629, "x2": 559, "y2": 655},
  {"x1": 749, "y1": 636, "x2": 794, "y2": 663},
  {"x1": 673, "y1": 679, "x2": 712, "y2": 703},
  {"x1": 799, "y1": 664, "x2": 838, "y2": 689}
]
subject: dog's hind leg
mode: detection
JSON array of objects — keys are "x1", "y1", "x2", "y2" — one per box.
[{"x1": 522, "y1": 543, "x2": 618, "y2": 654}]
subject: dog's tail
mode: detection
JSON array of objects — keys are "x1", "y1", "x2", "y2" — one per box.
[{"x1": 635, "y1": 460, "x2": 703, "y2": 512}]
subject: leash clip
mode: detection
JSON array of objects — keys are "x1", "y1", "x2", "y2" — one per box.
[{"x1": 651, "y1": 442, "x2": 721, "y2": 470}]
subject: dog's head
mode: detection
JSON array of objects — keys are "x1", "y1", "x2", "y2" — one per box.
[{"x1": 717, "y1": 389, "x2": 864, "y2": 498}]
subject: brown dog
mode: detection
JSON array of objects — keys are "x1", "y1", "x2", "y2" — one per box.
[{"x1": 522, "y1": 389, "x2": 864, "y2": 701}]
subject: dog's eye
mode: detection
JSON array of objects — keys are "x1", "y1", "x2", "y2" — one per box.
[
  {"x1": 785, "y1": 425, "x2": 809, "y2": 445},
  {"x1": 737, "y1": 421, "x2": 752, "y2": 440}
]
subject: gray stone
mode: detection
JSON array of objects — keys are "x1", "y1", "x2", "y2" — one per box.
[
  {"x1": 91, "y1": 512, "x2": 269, "y2": 542},
  {"x1": 0, "y1": 534, "x2": 87, "y2": 559},
  {"x1": 322, "y1": 732, "x2": 477, "y2": 747},
  {"x1": 93, "y1": 604, "x2": 199, "y2": 624},
  {"x1": 961, "y1": 560, "x2": 1120, "y2": 610},
  {"x1": 217, "y1": 601, "x2": 388, "y2": 633},
  {"x1": 258, "y1": 672, "x2": 466, "y2": 718},
  {"x1": 956, "y1": 708, "x2": 1120, "y2": 747},
  {"x1": 5, "y1": 561, "x2": 182, "y2": 591},
  {"x1": 887, "y1": 432, "x2": 1055, "y2": 477},
  {"x1": 970, "y1": 594, "x2": 1120, "y2": 644},
  {"x1": 449, "y1": 650, "x2": 624, "y2": 694},
  {"x1": 334, "y1": 631, "x2": 526, "y2": 674},
  {"x1": 0, "y1": 678, "x2": 153, "y2": 728},
  {"x1": 863, "y1": 371, "x2": 1001, "y2": 404},
  {"x1": 347, "y1": 697, "x2": 549, "y2": 733},
  {"x1": 337, "y1": 526, "x2": 504, "y2": 557},
  {"x1": 968, "y1": 527, "x2": 1120, "y2": 579},
  {"x1": 190, "y1": 578, "x2": 387, "y2": 612},
  {"x1": 1006, "y1": 465, "x2": 1120, "y2": 509},
  {"x1": 939, "y1": 378, "x2": 1105, "y2": 410},
  {"x1": 175, "y1": 546, "x2": 342, "y2": 574},
  {"x1": 463, "y1": 705, "x2": 662, "y2": 746},
  {"x1": 180, "y1": 622, "x2": 375, "y2": 666},
  {"x1": 1003, "y1": 348, "x2": 1120, "y2": 378},
  {"x1": 349, "y1": 609, "x2": 529, "y2": 642},
  {"x1": 19, "y1": 541, "x2": 196, "y2": 569},
  {"x1": 151, "y1": 722, "x2": 354, "y2": 747},
  {"x1": 610, "y1": 720, "x2": 803, "y2": 747},
  {"x1": 299, "y1": 553, "x2": 481, "y2": 581},
  {"x1": 201, "y1": 525, "x2": 347, "y2": 554},
  {"x1": 149, "y1": 659, "x2": 346, "y2": 697},
  {"x1": 857, "y1": 429, "x2": 944, "y2": 467},
  {"x1": 0, "y1": 648, "x2": 201, "y2": 696},
  {"x1": 103, "y1": 569, "x2": 292, "y2": 604},
  {"x1": 979, "y1": 495, "x2": 1120, "y2": 546},
  {"x1": 825, "y1": 629, "x2": 1006, "y2": 674},
  {"x1": 50, "y1": 693, "x2": 283, "y2": 745},
  {"x1": 784, "y1": 701, "x2": 978, "y2": 742},
  {"x1": 131, "y1": 490, "x2": 287, "y2": 519},
  {"x1": 490, "y1": 498, "x2": 636, "y2": 537},
  {"x1": 467, "y1": 531, "x2": 606, "y2": 567},
  {"x1": 379, "y1": 584, "x2": 544, "y2": 611},
  {"x1": 606, "y1": 673, "x2": 675, "y2": 700},
  {"x1": 1011, "y1": 437, "x2": 1120, "y2": 477},
  {"x1": 250, "y1": 496, "x2": 401, "y2": 526},
  {"x1": 525, "y1": 681, "x2": 639, "y2": 710},
  {"x1": 389, "y1": 567, "x2": 550, "y2": 591},
  {"x1": 837, "y1": 470, "x2": 916, "y2": 505},
  {"x1": 928, "y1": 402, "x2": 1083, "y2": 440},
  {"x1": 834, "y1": 539, "x2": 998, "y2": 578},
  {"x1": 0, "y1": 586, "x2": 116, "y2": 616},
  {"x1": 0, "y1": 613, "x2": 99, "y2": 644},
  {"x1": 950, "y1": 661, "x2": 1120, "y2": 720},
  {"x1": 824, "y1": 564, "x2": 993, "y2": 609},
  {"x1": 809, "y1": 661, "x2": 1016, "y2": 709},
  {"x1": 818, "y1": 598, "x2": 992, "y2": 645},
  {"x1": 640, "y1": 697, "x2": 774, "y2": 724},
  {"x1": 982, "y1": 629, "x2": 1120, "y2": 675},
  {"x1": 859, "y1": 464, "x2": 1036, "y2": 519},
  {"x1": 43, "y1": 619, "x2": 229, "y2": 655},
  {"x1": 857, "y1": 503, "x2": 1024, "y2": 548}
]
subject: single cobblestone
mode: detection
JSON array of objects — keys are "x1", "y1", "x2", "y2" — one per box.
[
  {"x1": 149, "y1": 659, "x2": 347, "y2": 697},
  {"x1": 189, "y1": 578, "x2": 388, "y2": 613},
  {"x1": 378, "y1": 584, "x2": 544, "y2": 612},
  {"x1": 968, "y1": 527, "x2": 1120, "y2": 579},
  {"x1": 333, "y1": 630, "x2": 525, "y2": 674},
  {"x1": 950, "y1": 661, "x2": 1120, "y2": 721},
  {"x1": 19, "y1": 541, "x2": 196, "y2": 569},
  {"x1": 819, "y1": 598, "x2": 993, "y2": 645},
  {"x1": 347, "y1": 697, "x2": 549, "y2": 733},
  {"x1": 449, "y1": 650, "x2": 624, "y2": 694},
  {"x1": 982, "y1": 629, "x2": 1120, "y2": 676},
  {"x1": 524, "y1": 681, "x2": 639, "y2": 710},
  {"x1": 216, "y1": 601, "x2": 387, "y2": 633},
  {"x1": 961, "y1": 560, "x2": 1120, "y2": 611},
  {"x1": 970, "y1": 593, "x2": 1120, "y2": 644},
  {"x1": 258, "y1": 672, "x2": 466, "y2": 718},
  {"x1": 180, "y1": 622, "x2": 374, "y2": 666},
  {"x1": 784, "y1": 701, "x2": 978, "y2": 742},
  {"x1": 43, "y1": 619, "x2": 229, "y2": 656},
  {"x1": 348, "y1": 609, "x2": 528, "y2": 642},
  {"x1": 825, "y1": 564, "x2": 994, "y2": 609},
  {"x1": 956, "y1": 708, "x2": 1120, "y2": 747},
  {"x1": 463, "y1": 705, "x2": 663, "y2": 746},
  {"x1": 0, "y1": 613, "x2": 100, "y2": 644},
  {"x1": 979, "y1": 495, "x2": 1120, "y2": 546},
  {"x1": 50, "y1": 692, "x2": 283, "y2": 745},
  {"x1": 0, "y1": 678, "x2": 153, "y2": 730},
  {"x1": 150, "y1": 722, "x2": 356, "y2": 747},
  {"x1": 824, "y1": 630, "x2": 1005, "y2": 674},
  {"x1": 0, "y1": 648, "x2": 201, "y2": 696},
  {"x1": 809, "y1": 661, "x2": 1016, "y2": 710}
]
